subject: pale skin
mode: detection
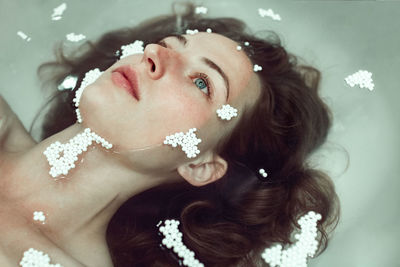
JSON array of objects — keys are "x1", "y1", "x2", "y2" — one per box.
[{"x1": 0, "y1": 32, "x2": 261, "y2": 266}]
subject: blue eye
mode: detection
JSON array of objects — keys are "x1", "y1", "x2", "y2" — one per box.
[
  {"x1": 156, "y1": 39, "x2": 213, "y2": 100},
  {"x1": 193, "y1": 73, "x2": 211, "y2": 97}
]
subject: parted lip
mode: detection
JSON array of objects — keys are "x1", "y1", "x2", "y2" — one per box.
[{"x1": 112, "y1": 65, "x2": 140, "y2": 101}]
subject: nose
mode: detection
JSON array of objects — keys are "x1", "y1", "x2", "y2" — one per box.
[{"x1": 143, "y1": 43, "x2": 169, "y2": 80}]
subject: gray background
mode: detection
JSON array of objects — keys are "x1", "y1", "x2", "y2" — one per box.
[{"x1": 1, "y1": 0, "x2": 399, "y2": 266}]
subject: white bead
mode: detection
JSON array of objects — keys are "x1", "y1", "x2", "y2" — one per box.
[
  {"x1": 33, "y1": 211, "x2": 46, "y2": 223},
  {"x1": 344, "y1": 70, "x2": 374, "y2": 91},
  {"x1": 253, "y1": 64, "x2": 262, "y2": 72},
  {"x1": 66, "y1": 33, "x2": 86, "y2": 42},
  {"x1": 259, "y1": 168, "x2": 268, "y2": 178},
  {"x1": 163, "y1": 128, "x2": 202, "y2": 158},
  {"x1": 261, "y1": 211, "x2": 321, "y2": 267},
  {"x1": 119, "y1": 40, "x2": 144, "y2": 59},
  {"x1": 58, "y1": 75, "x2": 78, "y2": 91},
  {"x1": 258, "y1": 8, "x2": 282, "y2": 21},
  {"x1": 216, "y1": 104, "x2": 238, "y2": 121},
  {"x1": 73, "y1": 68, "x2": 103, "y2": 123},
  {"x1": 195, "y1": 6, "x2": 208, "y2": 14},
  {"x1": 158, "y1": 219, "x2": 203, "y2": 267},
  {"x1": 51, "y1": 3, "x2": 66, "y2": 21},
  {"x1": 44, "y1": 128, "x2": 112, "y2": 178},
  {"x1": 236, "y1": 45, "x2": 242, "y2": 51},
  {"x1": 186, "y1": 29, "x2": 199, "y2": 35},
  {"x1": 19, "y1": 248, "x2": 64, "y2": 267}
]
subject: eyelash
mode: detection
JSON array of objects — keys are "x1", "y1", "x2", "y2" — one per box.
[
  {"x1": 156, "y1": 39, "x2": 213, "y2": 100},
  {"x1": 193, "y1": 72, "x2": 212, "y2": 99}
]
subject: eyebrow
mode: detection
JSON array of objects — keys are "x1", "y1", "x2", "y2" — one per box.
[{"x1": 169, "y1": 34, "x2": 230, "y2": 102}]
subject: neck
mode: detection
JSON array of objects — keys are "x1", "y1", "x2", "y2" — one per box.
[{"x1": 3, "y1": 123, "x2": 173, "y2": 249}]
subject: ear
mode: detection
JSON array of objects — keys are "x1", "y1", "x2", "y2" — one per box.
[{"x1": 177, "y1": 150, "x2": 228, "y2": 187}]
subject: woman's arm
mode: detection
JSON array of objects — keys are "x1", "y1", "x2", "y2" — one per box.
[{"x1": 0, "y1": 95, "x2": 36, "y2": 153}]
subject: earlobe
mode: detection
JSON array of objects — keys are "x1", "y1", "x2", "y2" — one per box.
[{"x1": 177, "y1": 153, "x2": 227, "y2": 187}]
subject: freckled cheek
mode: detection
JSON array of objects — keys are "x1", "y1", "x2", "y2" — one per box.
[{"x1": 158, "y1": 92, "x2": 212, "y2": 129}]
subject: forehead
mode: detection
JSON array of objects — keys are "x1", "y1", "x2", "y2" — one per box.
[{"x1": 167, "y1": 32, "x2": 258, "y2": 105}]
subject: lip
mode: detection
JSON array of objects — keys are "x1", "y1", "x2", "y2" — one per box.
[{"x1": 111, "y1": 65, "x2": 140, "y2": 101}]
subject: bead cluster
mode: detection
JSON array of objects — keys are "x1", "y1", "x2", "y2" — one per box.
[
  {"x1": 195, "y1": 6, "x2": 208, "y2": 14},
  {"x1": 66, "y1": 32, "x2": 86, "y2": 42},
  {"x1": 33, "y1": 211, "x2": 46, "y2": 223},
  {"x1": 258, "y1": 8, "x2": 282, "y2": 21},
  {"x1": 253, "y1": 64, "x2": 263, "y2": 72},
  {"x1": 19, "y1": 248, "x2": 63, "y2": 267},
  {"x1": 163, "y1": 128, "x2": 201, "y2": 158},
  {"x1": 237, "y1": 41, "x2": 250, "y2": 51},
  {"x1": 17, "y1": 31, "x2": 31, "y2": 42},
  {"x1": 261, "y1": 211, "x2": 322, "y2": 267},
  {"x1": 344, "y1": 70, "x2": 375, "y2": 91},
  {"x1": 235, "y1": 41, "x2": 264, "y2": 75},
  {"x1": 258, "y1": 168, "x2": 268, "y2": 178},
  {"x1": 186, "y1": 29, "x2": 199, "y2": 35},
  {"x1": 119, "y1": 40, "x2": 144, "y2": 59},
  {"x1": 72, "y1": 68, "x2": 103, "y2": 123},
  {"x1": 216, "y1": 104, "x2": 238, "y2": 121},
  {"x1": 57, "y1": 75, "x2": 77, "y2": 91},
  {"x1": 43, "y1": 128, "x2": 112, "y2": 178},
  {"x1": 51, "y1": 3, "x2": 67, "y2": 21},
  {"x1": 158, "y1": 219, "x2": 204, "y2": 267}
]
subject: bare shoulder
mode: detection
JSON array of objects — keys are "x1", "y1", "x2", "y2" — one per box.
[
  {"x1": 0, "y1": 94, "x2": 15, "y2": 120},
  {"x1": 0, "y1": 94, "x2": 15, "y2": 143},
  {"x1": 0, "y1": 210, "x2": 86, "y2": 267},
  {"x1": 0, "y1": 95, "x2": 36, "y2": 152}
]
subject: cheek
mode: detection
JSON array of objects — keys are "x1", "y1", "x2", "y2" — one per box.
[
  {"x1": 78, "y1": 72, "x2": 214, "y2": 152},
  {"x1": 148, "y1": 74, "x2": 212, "y2": 126},
  {"x1": 147, "y1": 91, "x2": 212, "y2": 136}
]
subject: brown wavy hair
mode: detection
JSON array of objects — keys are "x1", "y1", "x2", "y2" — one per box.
[{"x1": 34, "y1": 2, "x2": 340, "y2": 266}]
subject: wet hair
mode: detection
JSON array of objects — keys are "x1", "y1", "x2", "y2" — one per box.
[{"x1": 35, "y1": 2, "x2": 340, "y2": 266}]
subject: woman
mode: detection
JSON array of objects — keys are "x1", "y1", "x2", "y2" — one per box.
[{"x1": 0, "y1": 3, "x2": 339, "y2": 267}]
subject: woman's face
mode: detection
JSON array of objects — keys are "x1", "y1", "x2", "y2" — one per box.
[{"x1": 79, "y1": 32, "x2": 261, "y2": 172}]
